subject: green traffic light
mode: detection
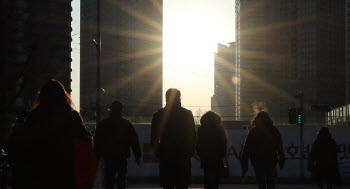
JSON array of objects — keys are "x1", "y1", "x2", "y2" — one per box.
[{"x1": 297, "y1": 114, "x2": 301, "y2": 124}]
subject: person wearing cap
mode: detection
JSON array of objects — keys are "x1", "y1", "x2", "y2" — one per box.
[
  {"x1": 94, "y1": 101, "x2": 141, "y2": 189},
  {"x1": 151, "y1": 88, "x2": 196, "y2": 189}
]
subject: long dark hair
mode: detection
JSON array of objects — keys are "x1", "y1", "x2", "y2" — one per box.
[
  {"x1": 31, "y1": 79, "x2": 73, "y2": 111},
  {"x1": 251, "y1": 111, "x2": 274, "y2": 129}
]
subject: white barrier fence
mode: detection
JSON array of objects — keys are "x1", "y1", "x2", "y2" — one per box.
[{"x1": 115, "y1": 125, "x2": 350, "y2": 178}]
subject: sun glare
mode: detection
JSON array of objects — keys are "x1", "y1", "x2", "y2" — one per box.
[
  {"x1": 163, "y1": 0, "x2": 235, "y2": 113},
  {"x1": 165, "y1": 6, "x2": 218, "y2": 112}
]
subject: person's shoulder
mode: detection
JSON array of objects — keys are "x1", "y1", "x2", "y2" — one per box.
[
  {"x1": 69, "y1": 110, "x2": 82, "y2": 119},
  {"x1": 247, "y1": 126, "x2": 257, "y2": 135},
  {"x1": 249, "y1": 126, "x2": 257, "y2": 132},
  {"x1": 330, "y1": 138, "x2": 337, "y2": 145},
  {"x1": 180, "y1": 107, "x2": 193, "y2": 114},
  {"x1": 120, "y1": 117, "x2": 132, "y2": 125},
  {"x1": 153, "y1": 108, "x2": 165, "y2": 117}
]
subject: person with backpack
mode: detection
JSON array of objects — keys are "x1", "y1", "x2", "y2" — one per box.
[
  {"x1": 94, "y1": 101, "x2": 141, "y2": 189},
  {"x1": 240, "y1": 111, "x2": 285, "y2": 189},
  {"x1": 196, "y1": 111, "x2": 227, "y2": 189}
]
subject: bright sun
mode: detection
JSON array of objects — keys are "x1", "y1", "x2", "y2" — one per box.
[{"x1": 163, "y1": 2, "x2": 224, "y2": 112}]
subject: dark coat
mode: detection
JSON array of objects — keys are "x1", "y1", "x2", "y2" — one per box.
[
  {"x1": 151, "y1": 106, "x2": 196, "y2": 186},
  {"x1": 7, "y1": 106, "x2": 91, "y2": 189},
  {"x1": 195, "y1": 124, "x2": 227, "y2": 169},
  {"x1": 309, "y1": 137, "x2": 340, "y2": 184},
  {"x1": 240, "y1": 126, "x2": 285, "y2": 170},
  {"x1": 94, "y1": 117, "x2": 141, "y2": 160}
]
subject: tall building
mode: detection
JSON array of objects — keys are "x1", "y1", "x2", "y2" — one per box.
[
  {"x1": 1, "y1": 0, "x2": 73, "y2": 147},
  {"x1": 1, "y1": 0, "x2": 73, "y2": 110},
  {"x1": 235, "y1": 0, "x2": 345, "y2": 123},
  {"x1": 346, "y1": 0, "x2": 350, "y2": 104},
  {"x1": 211, "y1": 42, "x2": 236, "y2": 120},
  {"x1": 80, "y1": 0, "x2": 163, "y2": 119}
]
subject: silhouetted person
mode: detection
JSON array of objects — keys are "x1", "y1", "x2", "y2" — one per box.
[
  {"x1": 151, "y1": 88, "x2": 196, "y2": 189},
  {"x1": 308, "y1": 127, "x2": 340, "y2": 189},
  {"x1": 94, "y1": 101, "x2": 141, "y2": 189},
  {"x1": 7, "y1": 79, "x2": 92, "y2": 189},
  {"x1": 196, "y1": 111, "x2": 227, "y2": 189},
  {"x1": 240, "y1": 111, "x2": 285, "y2": 189}
]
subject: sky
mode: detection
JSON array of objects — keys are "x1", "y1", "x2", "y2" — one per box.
[{"x1": 71, "y1": 0, "x2": 235, "y2": 114}]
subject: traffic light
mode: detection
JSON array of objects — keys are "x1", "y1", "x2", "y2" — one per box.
[
  {"x1": 288, "y1": 108, "x2": 297, "y2": 124},
  {"x1": 297, "y1": 114, "x2": 302, "y2": 124}
]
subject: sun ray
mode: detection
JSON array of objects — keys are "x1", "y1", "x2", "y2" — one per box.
[
  {"x1": 109, "y1": 0, "x2": 162, "y2": 31},
  {"x1": 134, "y1": 75, "x2": 163, "y2": 113},
  {"x1": 100, "y1": 26, "x2": 162, "y2": 42},
  {"x1": 150, "y1": 0, "x2": 162, "y2": 14},
  {"x1": 102, "y1": 46, "x2": 162, "y2": 65},
  {"x1": 239, "y1": 66, "x2": 297, "y2": 103},
  {"x1": 102, "y1": 58, "x2": 162, "y2": 94}
]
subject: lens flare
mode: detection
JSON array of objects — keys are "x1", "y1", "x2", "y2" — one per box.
[{"x1": 232, "y1": 76, "x2": 240, "y2": 85}]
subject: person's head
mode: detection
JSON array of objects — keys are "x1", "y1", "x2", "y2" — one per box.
[
  {"x1": 110, "y1": 101, "x2": 122, "y2": 117},
  {"x1": 251, "y1": 111, "x2": 273, "y2": 128},
  {"x1": 32, "y1": 79, "x2": 73, "y2": 111},
  {"x1": 200, "y1": 111, "x2": 222, "y2": 127},
  {"x1": 165, "y1": 88, "x2": 181, "y2": 107},
  {"x1": 317, "y1": 126, "x2": 331, "y2": 140}
]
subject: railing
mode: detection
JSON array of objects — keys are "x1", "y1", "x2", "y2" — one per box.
[{"x1": 83, "y1": 115, "x2": 350, "y2": 131}]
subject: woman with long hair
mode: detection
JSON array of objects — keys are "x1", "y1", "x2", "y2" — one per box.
[
  {"x1": 8, "y1": 79, "x2": 93, "y2": 189},
  {"x1": 240, "y1": 111, "x2": 285, "y2": 189},
  {"x1": 195, "y1": 111, "x2": 227, "y2": 189},
  {"x1": 309, "y1": 127, "x2": 340, "y2": 189}
]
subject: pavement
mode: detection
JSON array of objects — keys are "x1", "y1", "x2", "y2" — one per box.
[{"x1": 92, "y1": 184, "x2": 350, "y2": 189}]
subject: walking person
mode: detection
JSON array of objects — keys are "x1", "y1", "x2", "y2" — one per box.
[
  {"x1": 196, "y1": 111, "x2": 227, "y2": 189},
  {"x1": 94, "y1": 101, "x2": 141, "y2": 189},
  {"x1": 151, "y1": 88, "x2": 196, "y2": 189},
  {"x1": 308, "y1": 127, "x2": 340, "y2": 189},
  {"x1": 240, "y1": 111, "x2": 285, "y2": 189},
  {"x1": 7, "y1": 79, "x2": 94, "y2": 189}
]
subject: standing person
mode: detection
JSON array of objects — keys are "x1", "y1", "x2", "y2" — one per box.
[
  {"x1": 240, "y1": 111, "x2": 285, "y2": 189},
  {"x1": 196, "y1": 111, "x2": 227, "y2": 189},
  {"x1": 7, "y1": 79, "x2": 94, "y2": 189},
  {"x1": 94, "y1": 101, "x2": 141, "y2": 189},
  {"x1": 308, "y1": 127, "x2": 340, "y2": 189},
  {"x1": 151, "y1": 88, "x2": 196, "y2": 189}
]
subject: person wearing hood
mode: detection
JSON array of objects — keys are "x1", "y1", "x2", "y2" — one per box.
[
  {"x1": 240, "y1": 111, "x2": 285, "y2": 189},
  {"x1": 195, "y1": 111, "x2": 227, "y2": 189},
  {"x1": 308, "y1": 127, "x2": 340, "y2": 189},
  {"x1": 151, "y1": 88, "x2": 196, "y2": 189}
]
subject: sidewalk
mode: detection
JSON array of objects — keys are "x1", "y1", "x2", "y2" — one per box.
[{"x1": 93, "y1": 184, "x2": 350, "y2": 189}]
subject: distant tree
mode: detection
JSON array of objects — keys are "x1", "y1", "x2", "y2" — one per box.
[{"x1": 195, "y1": 108, "x2": 204, "y2": 124}]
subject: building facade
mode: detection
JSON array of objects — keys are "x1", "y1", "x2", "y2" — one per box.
[
  {"x1": 80, "y1": 0, "x2": 163, "y2": 119},
  {"x1": 235, "y1": 0, "x2": 345, "y2": 123},
  {"x1": 346, "y1": 0, "x2": 350, "y2": 104},
  {"x1": 1, "y1": 0, "x2": 73, "y2": 110},
  {"x1": 1, "y1": 0, "x2": 73, "y2": 147},
  {"x1": 211, "y1": 42, "x2": 236, "y2": 120}
]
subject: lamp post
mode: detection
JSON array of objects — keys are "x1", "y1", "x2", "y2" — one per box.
[{"x1": 95, "y1": 0, "x2": 101, "y2": 124}]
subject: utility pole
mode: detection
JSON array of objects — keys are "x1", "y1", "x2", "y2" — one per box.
[
  {"x1": 297, "y1": 92, "x2": 304, "y2": 181},
  {"x1": 95, "y1": 0, "x2": 101, "y2": 124}
]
